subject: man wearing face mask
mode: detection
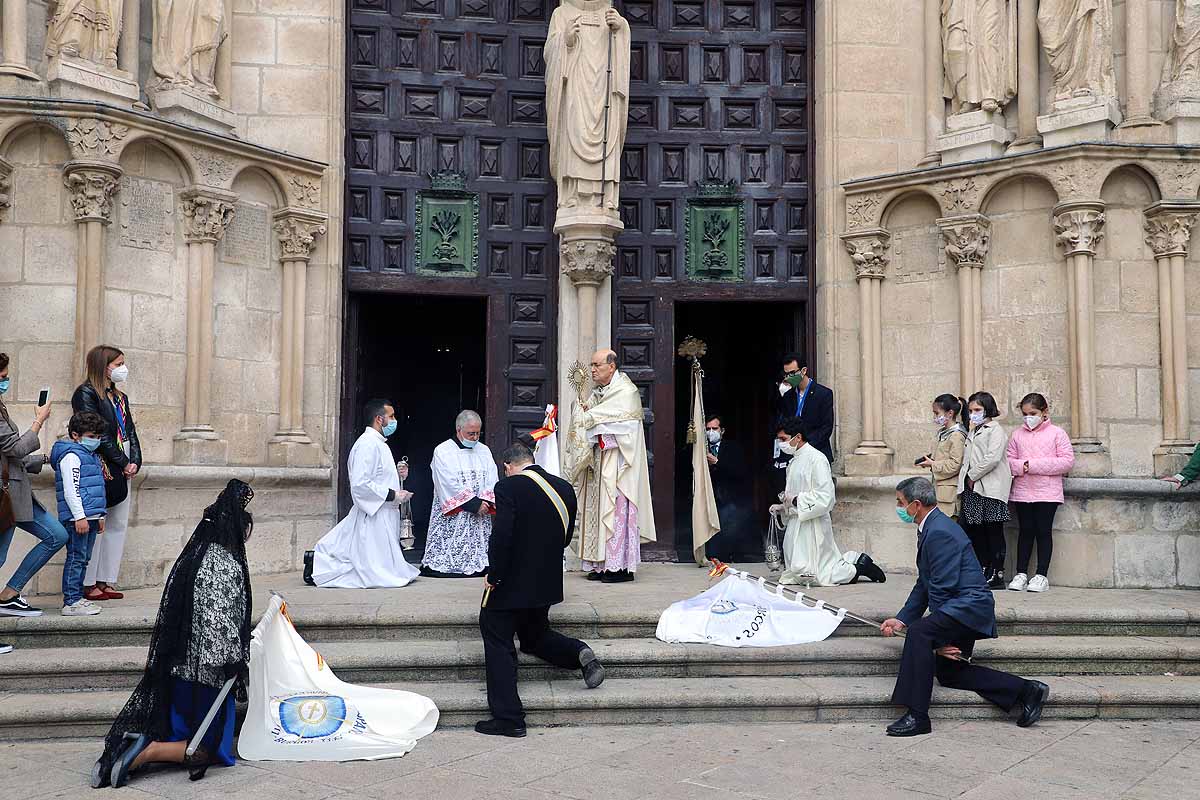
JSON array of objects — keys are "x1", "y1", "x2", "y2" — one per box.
[
  {"x1": 773, "y1": 354, "x2": 835, "y2": 497},
  {"x1": 309, "y1": 399, "x2": 419, "y2": 588},
  {"x1": 701, "y1": 414, "x2": 752, "y2": 562},
  {"x1": 422, "y1": 409, "x2": 499, "y2": 578},
  {"x1": 880, "y1": 476, "x2": 1048, "y2": 737}
]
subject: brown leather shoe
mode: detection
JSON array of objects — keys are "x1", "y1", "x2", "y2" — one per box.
[
  {"x1": 83, "y1": 586, "x2": 107, "y2": 602},
  {"x1": 98, "y1": 584, "x2": 124, "y2": 600}
]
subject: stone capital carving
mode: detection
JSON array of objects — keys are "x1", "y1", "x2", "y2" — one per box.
[
  {"x1": 64, "y1": 117, "x2": 129, "y2": 159},
  {"x1": 0, "y1": 157, "x2": 12, "y2": 222},
  {"x1": 1052, "y1": 201, "x2": 1106, "y2": 257},
  {"x1": 845, "y1": 193, "x2": 882, "y2": 229},
  {"x1": 560, "y1": 238, "x2": 617, "y2": 286},
  {"x1": 937, "y1": 179, "x2": 981, "y2": 215},
  {"x1": 273, "y1": 208, "x2": 328, "y2": 262},
  {"x1": 181, "y1": 187, "x2": 238, "y2": 243},
  {"x1": 938, "y1": 214, "x2": 991, "y2": 269},
  {"x1": 288, "y1": 174, "x2": 323, "y2": 208},
  {"x1": 191, "y1": 148, "x2": 235, "y2": 186},
  {"x1": 841, "y1": 228, "x2": 890, "y2": 280},
  {"x1": 63, "y1": 161, "x2": 123, "y2": 223},
  {"x1": 1143, "y1": 202, "x2": 1200, "y2": 258}
]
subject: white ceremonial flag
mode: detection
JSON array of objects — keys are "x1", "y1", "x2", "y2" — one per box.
[
  {"x1": 240, "y1": 595, "x2": 439, "y2": 762},
  {"x1": 690, "y1": 364, "x2": 720, "y2": 565},
  {"x1": 532, "y1": 404, "x2": 562, "y2": 477},
  {"x1": 656, "y1": 574, "x2": 845, "y2": 648}
]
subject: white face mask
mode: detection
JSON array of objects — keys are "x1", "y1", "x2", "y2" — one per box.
[
  {"x1": 705, "y1": 429, "x2": 721, "y2": 444},
  {"x1": 110, "y1": 365, "x2": 129, "y2": 383},
  {"x1": 777, "y1": 382, "x2": 790, "y2": 397},
  {"x1": 778, "y1": 440, "x2": 796, "y2": 455},
  {"x1": 969, "y1": 411, "x2": 986, "y2": 426},
  {"x1": 1024, "y1": 415, "x2": 1042, "y2": 430}
]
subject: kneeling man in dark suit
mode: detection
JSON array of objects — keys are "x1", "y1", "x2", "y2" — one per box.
[
  {"x1": 880, "y1": 476, "x2": 1048, "y2": 737},
  {"x1": 476, "y1": 443, "x2": 605, "y2": 737}
]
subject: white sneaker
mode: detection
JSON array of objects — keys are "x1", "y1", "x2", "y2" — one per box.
[
  {"x1": 1008, "y1": 573, "x2": 1029, "y2": 591},
  {"x1": 1026, "y1": 575, "x2": 1050, "y2": 593},
  {"x1": 79, "y1": 598, "x2": 100, "y2": 607},
  {"x1": 62, "y1": 600, "x2": 101, "y2": 616}
]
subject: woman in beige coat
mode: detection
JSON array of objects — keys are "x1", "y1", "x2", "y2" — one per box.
[
  {"x1": 916, "y1": 394, "x2": 967, "y2": 518},
  {"x1": 957, "y1": 391, "x2": 1012, "y2": 589}
]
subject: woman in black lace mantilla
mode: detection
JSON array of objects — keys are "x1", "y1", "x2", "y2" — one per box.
[{"x1": 92, "y1": 479, "x2": 255, "y2": 789}]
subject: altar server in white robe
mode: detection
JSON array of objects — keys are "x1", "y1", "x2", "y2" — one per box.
[
  {"x1": 422, "y1": 410, "x2": 499, "y2": 577},
  {"x1": 774, "y1": 416, "x2": 887, "y2": 587},
  {"x1": 312, "y1": 399, "x2": 419, "y2": 588}
]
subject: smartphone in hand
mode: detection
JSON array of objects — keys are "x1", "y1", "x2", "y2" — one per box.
[{"x1": 38, "y1": 387, "x2": 50, "y2": 406}]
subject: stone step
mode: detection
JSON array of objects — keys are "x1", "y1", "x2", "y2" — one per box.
[
  {"x1": 5, "y1": 636, "x2": 1198, "y2": 693},
  {"x1": 5, "y1": 675, "x2": 1199, "y2": 740}
]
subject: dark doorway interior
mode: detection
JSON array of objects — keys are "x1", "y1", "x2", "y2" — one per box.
[
  {"x1": 672, "y1": 301, "x2": 803, "y2": 560},
  {"x1": 353, "y1": 293, "x2": 487, "y2": 554}
]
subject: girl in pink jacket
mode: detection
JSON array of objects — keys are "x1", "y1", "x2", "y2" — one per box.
[{"x1": 1005, "y1": 393, "x2": 1074, "y2": 593}]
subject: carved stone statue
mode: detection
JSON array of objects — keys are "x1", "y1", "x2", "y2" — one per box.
[
  {"x1": 941, "y1": 0, "x2": 1015, "y2": 114},
  {"x1": 45, "y1": 0, "x2": 123, "y2": 67},
  {"x1": 152, "y1": 0, "x2": 227, "y2": 97},
  {"x1": 1156, "y1": 0, "x2": 1200, "y2": 112},
  {"x1": 545, "y1": 0, "x2": 630, "y2": 213},
  {"x1": 1037, "y1": 0, "x2": 1117, "y2": 105}
]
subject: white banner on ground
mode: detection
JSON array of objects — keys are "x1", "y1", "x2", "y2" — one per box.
[
  {"x1": 655, "y1": 575, "x2": 845, "y2": 648},
  {"x1": 239, "y1": 595, "x2": 439, "y2": 762}
]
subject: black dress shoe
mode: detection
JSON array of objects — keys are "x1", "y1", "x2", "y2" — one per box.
[
  {"x1": 854, "y1": 553, "x2": 887, "y2": 583},
  {"x1": 475, "y1": 718, "x2": 527, "y2": 737},
  {"x1": 1017, "y1": 680, "x2": 1050, "y2": 727},
  {"x1": 579, "y1": 646, "x2": 606, "y2": 689},
  {"x1": 987, "y1": 570, "x2": 1007, "y2": 591},
  {"x1": 110, "y1": 732, "x2": 150, "y2": 788},
  {"x1": 303, "y1": 550, "x2": 315, "y2": 586},
  {"x1": 885, "y1": 712, "x2": 932, "y2": 737},
  {"x1": 585, "y1": 571, "x2": 604, "y2": 581},
  {"x1": 601, "y1": 570, "x2": 635, "y2": 583}
]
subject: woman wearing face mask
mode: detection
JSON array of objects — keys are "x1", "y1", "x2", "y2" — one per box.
[
  {"x1": 0, "y1": 352, "x2": 67, "y2": 626},
  {"x1": 1004, "y1": 393, "x2": 1074, "y2": 593},
  {"x1": 957, "y1": 392, "x2": 1013, "y2": 590},
  {"x1": 915, "y1": 395, "x2": 967, "y2": 519},
  {"x1": 72, "y1": 345, "x2": 143, "y2": 602}
]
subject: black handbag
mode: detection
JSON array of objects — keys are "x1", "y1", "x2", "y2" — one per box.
[
  {"x1": 104, "y1": 463, "x2": 129, "y2": 507},
  {"x1": 0, "y1": 458, "x2": 15, "y2": 532}
]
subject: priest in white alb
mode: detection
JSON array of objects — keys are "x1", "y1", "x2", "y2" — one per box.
[
  {"x1": 421, "y1": 410, "x2": 498, "y2": 578},
  {"x1": 774, "y1": 416, "x2": 886, "y2": 587},
  {"x1": 566, "y1": 350, "x2": 656, "y2": 583},
  {"x1": 310, "y1": 399, "x2": 419, "y2": 589}
]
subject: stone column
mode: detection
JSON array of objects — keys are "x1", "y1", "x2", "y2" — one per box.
[
  {"x1": 63, "y1": 161, "x2": 122, "y2": 372},
  {"x1": 1143, "y1": 202, "x2": 1199, "y2": 474},
  {"x1": 268, "y1": 208, "x2": 328, "y2": 467},
  {"x1": 1119, "y1": 0, "x2": 1159, "y2": 128},
  {"x1": 841, "y1": 229, "x2": 894, "y2": 475},
  {"x1": 0, "y1": 0, "x2": 38, "y2": 79},
  {"x1": 1008, "y1": 0, "x2": 1041, "y2": 152},
  {"x1": 939, "y1": 214, "x2": 990, "y2": 394},
  {"x1": 919, "y1": 0, "x2": 942, "y2": 166},
  {"x1": 118, "y1": 0, "x2": 140, "y2": 81},
  {"x1": 175, "y1": 187, "x2": 236, "y2": 465},
  {"x1": 1052, "y1": 201, "x2": 1109, "y2": 474},
  {"x1": 560, "y1": 234, "x2": 616, "y2": 365}
]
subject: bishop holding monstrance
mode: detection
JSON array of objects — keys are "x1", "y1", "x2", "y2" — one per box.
[
  {"x1": 545, "y1": 0, "x2": 630, "y2": 213},
  {"x1": 565, "y1": 350, "x2": 656, "y2": 583}
]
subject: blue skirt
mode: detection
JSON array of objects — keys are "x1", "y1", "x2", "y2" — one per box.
[{"x1": 168, "y1": 677, "x2": 236, "y2": 767}]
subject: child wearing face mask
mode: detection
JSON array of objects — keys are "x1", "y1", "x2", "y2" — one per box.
[
  {"x1": 957, "y1": 391, "x2": 1013, "y2": 590},
  {"x1": 1004, "y1": 393, "x2": 1074, "y2": 593},
  {"x1": 51, "y1": 412, "x2": 109, "y2": 616},
  {"x1": 916, "y1": 395, "x2": 968, "y2": 519}
]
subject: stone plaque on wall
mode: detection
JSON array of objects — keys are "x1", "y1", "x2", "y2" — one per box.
[
  {"x1": 890, "y1": 223, "x2": 944, "y2": 284},
  {"x1": 221, "y1": 202, "x2": 271, "y2": 264},
  {"x1": 118, "y1": 177, "x2": 175, "y2": 251}
]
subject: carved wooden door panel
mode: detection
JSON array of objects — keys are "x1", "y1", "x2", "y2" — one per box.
[
  {"x1": 611, "y1": 0, "x2": 814, "y2": 551},
  {"x1": 345, "y1": 0, "x2": 559, "y2": 449}
]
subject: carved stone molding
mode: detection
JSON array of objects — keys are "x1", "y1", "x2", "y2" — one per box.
[
  {"x1": 1160, "y1": 163, "x2": 1199, "y2": 200},
  {"x1": 937, "y1": 178, "x2": 981, "y2": 215},
  {"x1": 65, "y1": 118, "x2": 129, "y2": 158},
  {"x1": 192, "y1": 148, "x2": 235, "y2": 186},
  {"x1": 841, "y1": 228, "x2": 891, "y2": 280},
  {"x1": 273, "y1": 208, "x2": 328, "y2": 262},
  {"x1": 1143, "y1": 202, "x2": 1200, "y2": 258},
  {"x1": 181, "y1": 187, "x2": 238, "y2": 243},
  {"x1": 938, "y1": 214, "x2": 991, "y2": 268},
  {"x1": 846, "y1": 193, "x2": 882, "y2": 229},
  {"x1": 1052, "y1": 201, "x2": 1106, "y2": 256},
  {"x1": 288, "y1": 174, "x2": 322, "y2": 208},
  {"x1": 560, "y1": 238, "x2": 617, "y2": 286},
  {"x1": 0, "y1": 157, "x2": 12, "y2": 222},
  {"x1": 63, "y1": 161, "x2": 123, "y2": 223}
]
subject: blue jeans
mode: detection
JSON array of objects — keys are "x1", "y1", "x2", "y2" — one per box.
[
  {"x1": 0, "y1": 501, "x2": 69, "y2": 594},
  {"x1": 62, "y1": 519, "x2": 100, "y2": 605}
]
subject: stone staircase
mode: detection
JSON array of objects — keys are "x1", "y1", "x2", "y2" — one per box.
[{"x1": 2, "y1": 565, "x2": 1199, "y2": 740}]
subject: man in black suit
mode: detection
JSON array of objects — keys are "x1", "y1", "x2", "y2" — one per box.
[
  {"x1": 476, "y1": 443, "x2": 605, "y2": 737},
  {"x1": 775, "y1": 353, "x2": 835, "y2": 464},
  {"x1": 702, "y1": 414, "x2": 754, "y2": 561},
  {"x1": 880, "y1": 477, "x2": 1048, "y2": 737}
]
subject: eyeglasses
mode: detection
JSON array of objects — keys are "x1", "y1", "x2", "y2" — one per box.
[{"x1": 783, "y1": 369, "x2": 801, "y2": 377}]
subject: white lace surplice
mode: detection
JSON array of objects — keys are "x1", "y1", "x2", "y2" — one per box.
[{"x1": 422, "y1": 439, "x2": 498, "y2": 575}]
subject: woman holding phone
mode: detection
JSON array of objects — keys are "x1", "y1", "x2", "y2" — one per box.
[{"x1": 73, "y1": 345, "x2": 142, "y2": 602}]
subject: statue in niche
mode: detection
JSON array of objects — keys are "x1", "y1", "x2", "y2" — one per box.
[
  {"x1": 1156, "y1": 0, "x2": 1200, "y2": 112},
  {"x1": 941, "y1": 0, "x2": 1015, "y2": 115},
  {"x1": 545, "y1": 0, "x2": 630, "y2": 213},
  {"x1": 1037, "y1": 0, "x2": 1118, "y2": 105},
  {"x1": 45, "y1": 0, "x2": 123, "y2": 67},
  {"x1": 151, "y1": 0, "x2": 227, "y2": 97}
]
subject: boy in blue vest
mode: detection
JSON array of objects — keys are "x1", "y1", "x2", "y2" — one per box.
[{"x1": 51, "y1": 411, "x2": 109, "y2": 616}]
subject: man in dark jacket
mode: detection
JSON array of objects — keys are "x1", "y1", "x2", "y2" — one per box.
[
  {"x1": 476, "y1": 443, "x2": 605, "y2": 737},
  {"x1": 881, "y1": 477, "x2": 1048, "y2": 737},
  {"x1": 773, "y1": 354, "x2": 834, "y2": 496},
  {"x1": 702, "y1": 414, "x2": 754, "y2": 561}
]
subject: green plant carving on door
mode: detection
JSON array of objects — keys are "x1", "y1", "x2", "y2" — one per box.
[
  {"x1": 414, "y1": 171, "x2": 479, "y2": 275},
  {"x1": 685, "y1": 180, "x2": 744, "y2": 281},
  {"x1": 429, "y1": 209, "x2": 461, "y2": 262},
  {"x1": 701, "y1": 212, "x2": 730, "y2": 272}
]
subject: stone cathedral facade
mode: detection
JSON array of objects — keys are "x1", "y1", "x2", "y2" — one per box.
[{"x1": 0, "y1": 1, "x2": 1196, "y2": 593}]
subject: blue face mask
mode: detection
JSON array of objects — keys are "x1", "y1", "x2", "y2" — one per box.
[
  {"x1": 80, "y1": 437, "x2": 103, "y2": 452},
  {"x1": 381, "y1": 419, "x2": 398, "y2": 437},
  {"x1": 0, "y1": 379, "x2": 9, "y2": 395},
  {"x1": 461, "y1": 438, "x2": 478, "y2": 449},
  {"x1": 896, "y1": 503, "x2": 916, "y2": 525}
]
